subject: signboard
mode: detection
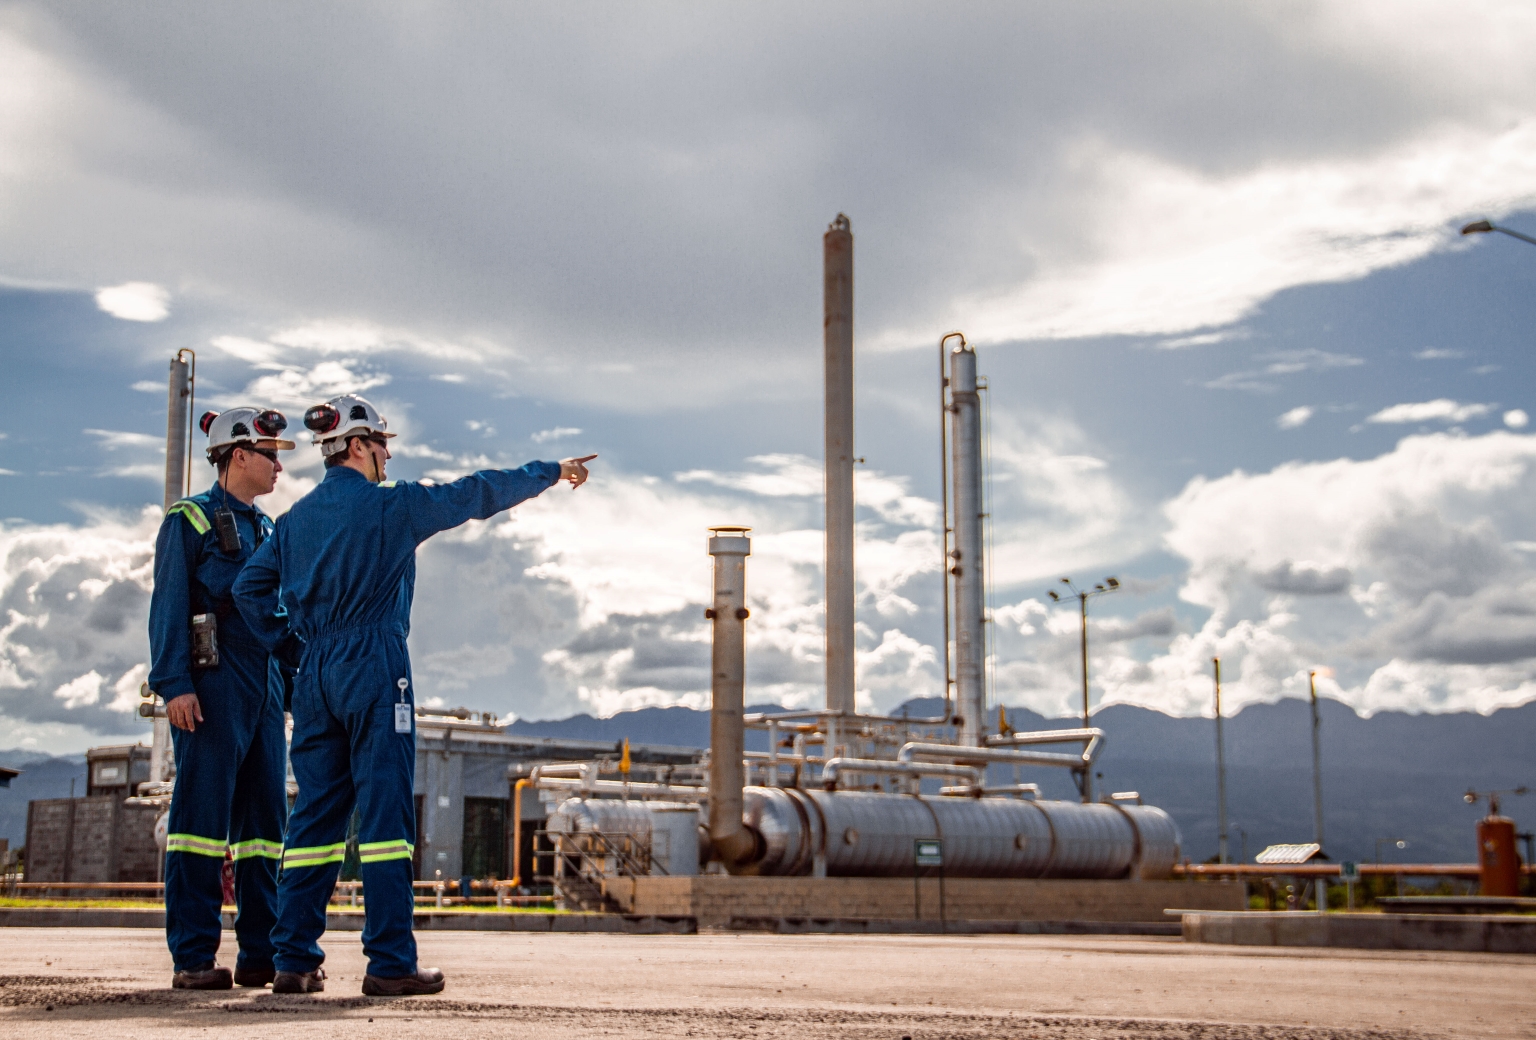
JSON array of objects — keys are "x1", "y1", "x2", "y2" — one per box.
[
  {"x1": 914, "y1": 839, "x2": 943, "y2": 867},
  {"x1": 1339, "y1": 861, "x2": 1359, "y2": 882}
]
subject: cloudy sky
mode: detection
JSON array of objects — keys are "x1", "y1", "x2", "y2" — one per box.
[{"x1": 5, "y1": 1, "x2": 1536, "y2": 753}]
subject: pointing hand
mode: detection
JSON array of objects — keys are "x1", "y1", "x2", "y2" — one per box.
[{"x1": 559, "y1": 455, "x2": 597, "y2": 489}]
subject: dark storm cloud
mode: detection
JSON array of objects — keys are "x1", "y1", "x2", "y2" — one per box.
[{"x1": 4, "y1": 2, "x2": 1518, "y2": 400}]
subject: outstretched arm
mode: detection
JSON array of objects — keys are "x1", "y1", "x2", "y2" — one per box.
[{"x1": 401, "y1": 456, "x2": 596, "y2": 543}]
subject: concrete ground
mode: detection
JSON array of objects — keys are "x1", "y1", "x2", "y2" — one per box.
[{"x1": 0, "y1": 928, "x2": 1532, "y2": 1039}]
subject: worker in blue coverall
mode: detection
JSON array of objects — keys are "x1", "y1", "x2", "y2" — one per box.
[
  {"x1": 147, "y1": 406, "x2": 296, "y2": 990},
  {"x1": 233, "y1": 393, "x2": 595, "y2": 996}
]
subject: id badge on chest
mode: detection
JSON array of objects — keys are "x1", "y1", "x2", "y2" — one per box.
[{"x1": 395, "y1": 677, "x2": 413, "y2": 734}]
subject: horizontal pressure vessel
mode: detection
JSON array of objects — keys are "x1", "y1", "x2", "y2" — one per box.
[{"x1": 739, "y1": 787, "x2": 1179, "y2": 879}]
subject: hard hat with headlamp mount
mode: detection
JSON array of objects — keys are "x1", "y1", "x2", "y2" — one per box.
[
  {"x1": 200, "y1": 407, "x2": 296, "y2": 461},
  {"x1": 304, "y1": 394, "x2": 395, "y2": 457}
]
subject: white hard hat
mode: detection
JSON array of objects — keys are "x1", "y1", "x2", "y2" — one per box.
[
  {"x1": 303, "y1": 394, "x2": 396, "y2": 457},
  {"x1": 199, "y1": 407, "x2": 296, "y2": 461}
]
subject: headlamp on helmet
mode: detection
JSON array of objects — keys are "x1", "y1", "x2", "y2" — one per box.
[{"x1": 305, "y1": 394, "x2": 394, "y2": 457}]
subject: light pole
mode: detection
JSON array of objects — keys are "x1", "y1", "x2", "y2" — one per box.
[
  {"x1": 1048, "y1": 576, "x2": 1119, "y2": 800},
  {"x1": 1213, "y1": 657, "x2": 1229, "y2": 864},
  {"x1": 1309, "y1": 670, "x2": 1325, "y2": 851},
  {"x1": 1461, "y1": 219, "x2": 1536, "y2": 248}
]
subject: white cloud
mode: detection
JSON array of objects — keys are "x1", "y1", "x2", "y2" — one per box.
[
  {"x1": 1277, "y1": 406, "x2": 1314, "y2": 430},
  {"x1": 1415, "y1": 348, "x2": 1464, "y2": 360},
  {"x1": 531, "y1": 427, "x2": 582, "y2": 444},
  {"x1": 94, "y1": 282, "x2": 168, "y2": 322},
  {"x1": 946, "y1": 119, "x2": 1536, "y2": 347},
  {"x1": 1505, "y1": 409, "x2": 1529, "y2": 429},
  {"x1": 1206, "y1": 350, "x2": 1364, "y2": 393},
  {"x1": 1367, "y1": 399, "x2": 1494, "y2": 424},
  {"x1": 53, "y1": 670, "x2": 103, "y2": 708}
]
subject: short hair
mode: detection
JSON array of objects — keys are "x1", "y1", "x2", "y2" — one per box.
[{"x1": 324, "y1": 434, "x2": 367, "y2": 468}]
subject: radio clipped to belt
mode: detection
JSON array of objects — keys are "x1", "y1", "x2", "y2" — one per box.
[{"x1": 191, "y1": 612, "x2": 219, "y2": 668}]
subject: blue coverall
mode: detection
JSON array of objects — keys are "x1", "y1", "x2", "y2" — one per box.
[
  {"x1": 233, "y1": 461, "x2": 560, "y2": 979},
  {"x1": 148, "y1": 482, "x2": 288, "y2": 975}
]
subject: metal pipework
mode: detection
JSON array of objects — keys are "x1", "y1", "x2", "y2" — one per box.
[
  {"x1": 948, "y1": 340, "x2": 985, "y2": 746},
  {"x1": 985, "y1": 726, "x2": 1104, "y2": 762},
  {"x1": 899, "y1": 732, "x2": 1104, "y2": 774},
  {"x1": 939, "y1": 783, "x2": 1041, "y2": 798},
  {"x1": 707, "y1": 526, "x2": 757, "y2": 867},
  {"x1": 820, "y1": 757, "x2": 981, "y2": 791},
  {"x1": 155, "y1": 349, "x2": 194, "y2": 787},
  {"x1": 163, "y1": 350, "x2": 193, "y2": 513},
  {"x1": 823, "y1": 214, "x2": 856, "y2": 717}
]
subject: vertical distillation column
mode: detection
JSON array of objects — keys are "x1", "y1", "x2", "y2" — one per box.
[
  {"x1": 708, "y1": 526, "x2": 756, "y2": 868},
  {"x1": 823, "y1": 214, "x2": 857, "y2": 719},
  {"x1": 154, "y1": 353, "x2": 192, "y2": 783},
  {"x1": 949, "y1": 342, "x2": 986, "y2": 747}
]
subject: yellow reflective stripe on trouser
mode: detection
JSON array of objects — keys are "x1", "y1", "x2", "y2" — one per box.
[
  {"x1": 357, "y1": 839, "x2": 415, "y2": 863},
  {"x1": 282, "y1": 842, "x2": 346, "y2": 868},
  {"x1": 167, "y1": 500, "x2": 211, "y2": 535},
  {"x1": 166, "y1": 833, "x2": 228, "y2": 858},
  {"x1": 230, "y1": 838, "x2": 283, "y2": 862},
  {"x1": 357, "y1": 840, "x2": 415, "y2": 864}
]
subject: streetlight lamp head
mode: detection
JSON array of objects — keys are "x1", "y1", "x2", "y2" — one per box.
[
  {"x1": 1048, "y1": 590, "x2": 1059, "y2": 602},
  {"x1": 1462, "y1": 220, "x2": 1494, "y2": 235},
  {"x1": 1396, "y1": 840, "x2": 1407, "y2": 850},
  {"x1": 1106, "y1": 577, "x2": 1120, "y2": 589},
  {"x1": 1060, "y1": 577, "x2": 1071, "y2": 584},
  {"x1": 1094, "y1": 584, "x2": 1104, "y2": 592},
  {"x1": 1465, "y1": 790, "x2": 1478, "y2": 804}
]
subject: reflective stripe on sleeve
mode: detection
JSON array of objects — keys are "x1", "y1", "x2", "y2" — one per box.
[
  {"x1": 377, "y1": 481, "x2": 398, "y2": 488},
  {"x1": 357, "y1": 839, "x2": 415, "y2": 864},
  {"x1": 230, "y1": 838, "x2": 283, "y2": 862},
  {"x1": 166, "y1": 833, "x2": 228, "y2": 858},
  {"x1": 167, "y1": 500, "x2": 211, "y2": 535},
  {"x1": 281, "y1": 842, "x2": 346, "y2": 869}
]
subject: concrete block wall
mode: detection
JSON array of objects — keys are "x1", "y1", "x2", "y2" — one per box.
[
  {"x1": 604, "y1": 876, "x2": 1244, "y2": 928},
  {"x1": 23, "y1": 796, "x2": 160, "y2": 883}
]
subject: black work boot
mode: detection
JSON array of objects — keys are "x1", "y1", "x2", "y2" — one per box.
[
  {"x1": 172, "y1": 963, "x2": 233, "y2": 990},
  {"x1": 233, "y1": 964, "x2": 276, "y2": 987},
  {"x1": 361, "y1": 967, "x2": 445, "y2": 996},
  {"x1": 272, "y1": 966, "x2": 327, "y2": 993}
]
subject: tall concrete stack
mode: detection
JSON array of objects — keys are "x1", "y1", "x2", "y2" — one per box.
[{"x1": 823, "y1": 215, "x2": 856, "y2": 718}]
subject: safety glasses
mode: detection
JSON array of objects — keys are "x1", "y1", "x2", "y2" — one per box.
[{"x1": 244, "y1": 447, "x2": 279, "y2": 464}]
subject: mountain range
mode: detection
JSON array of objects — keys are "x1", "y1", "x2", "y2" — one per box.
[{"x1": 4, "y1": 696, "x2": 1531, "y2": 864}]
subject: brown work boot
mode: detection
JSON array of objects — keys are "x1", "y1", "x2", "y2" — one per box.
[
  {"x1": 172, "y1": 963, "x2": 233, "y2": 990},
  {"x1": 271, "y1": 967, "x2": 326, "y2": 993},
  {"x1": 233, "y1": 964, "x2": 276, "y2": 987},
  {"x1": 361, "y1": 967, "x2": 445, "y2": 996}
]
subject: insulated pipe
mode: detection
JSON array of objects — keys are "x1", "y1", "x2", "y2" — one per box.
[
  {"x1": 948, "y1": 342, "x2": 985, "y2": 745},
  {"x1": 985, "y1": 727, "x2": 1105, "y2": 760},
  {"x1": 899, "y1": 740, "x2": 1104, "y2": 773},
  {"x1": 824, "y1": 214, "x2": 856, "y2": 717},
  {"x1": 820, "y1": 757, "x2": 981, "y2": 791},
  {"x1": 707, "y1": 527, "x2": 757, "y2": 867},
  {"x1": 532, "y1": 777, "x2": 708, "y2": 800}
]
